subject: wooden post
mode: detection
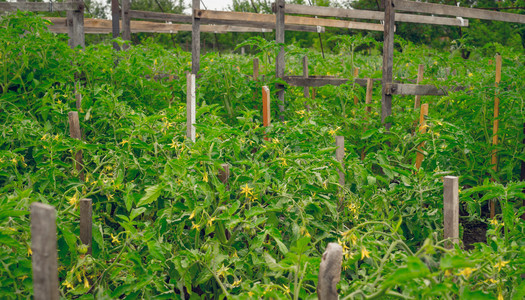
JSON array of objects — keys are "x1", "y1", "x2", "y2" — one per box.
[
  {"x1": 415, "y1": 103, "x2": 429, "y2": 170},
  {"x1": 335, "y1": 136, "x2": 345, "y2": 207},
  {"x1": 75, "y1": 82, "x2": 82, "y2": 111},
  {"x1": 121, "y1": 0, "x2": 131, "y2": 49},
  {"x1": 381, "y1": 0, "x2": 395, "y2": 130},
  {"x1": 443, "y1": 176, "x2": 459, "y2": 249},
  {"x1": 111, "y1": 0, "x2": 120, "y2": 51},
  {"x1": 31, "y1": 203, "x2": 59, "y2": 300},
  {"x1": 218, "y1": 164, "x2": 230, "y2": 186},
  {"x1": 79, "y1": 198, "x2": 92, "y2": 255},
  {"x1": 192, "y1": 0, "x2": 201, "y2": 75},
  {"x1": 365, "y1": 78, "x2": 373, "y2": 113},
  {"x1": 68, "y1": 111, "x2": 84, "y2": 181},
  {"x1": 67, "y1": 0, "x2": 84, "y2": 49},
  {"x1": 186, "y1": 73, "x2": 196, "y2": 142},
  {"x1": 317, "y1": 243, "x2": 342, "y2": 300},
  {"x1": 303, "y1": 56, "x2": 309, "y2": 98},
  {"x1": 353, "y1": 67, "x2": 359, "y2": 105},
  {"x1": 275, "y1": 0, "x2": 285, "y2": 121},
  {"x1": 414, "y1": 64, "x2": 424, "y2": 109},
  {"x1": 253, "y1": 58, "x2": 259, "y2": 81},
  {"x1": 490, "y1": 54, "x2": 502, "y2": 218},
  {"x1": 262, "y1": 86, "x2": 271, "y2": 127}
]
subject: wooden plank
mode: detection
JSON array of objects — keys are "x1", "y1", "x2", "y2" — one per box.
[
  {"x1": 415, "y1": 103, "x2": 429, "y2": 170},
  {"x1": 79, "y1": 198, "x2": 92, "y2": 255},
  {"x1": 253, "y1": 58, "x2": 259, "y2": 80},
  {"x1": 414, "y1": 64, "x2": 424, "y2": 109},
  {"x1": 303, "y1": 56, "x2": 309, "y2": 98},
  {"x1": 335, "y1": 136, "x2": 345, "y2": 207},
  {"x1": 396, "y1": 0, "x2": 525, "y2": 24},
  {"x1": 186, "y1": 73, "x2": 196, "y2": 142},
  {"x1": 111, "y1": 0, "x2": 120, "y2": 51},
  {"x1": 192, "y1": 0, "x2": 200, "y2": 75},
  {"x1": 197, "y1": 9, "x2": 378, "y2": 31},
  {"x1": 129, "y1": 10, "x2": 192, "y2": 23},
  {"x1": 386, "y1": 83, "x2": 445, "y2": 96},
  {"x1": 285, "y1": 3, "x2": 468, "y2": 26},
  {"x1": 67, "y1": 0, "x2": 84, "y2": 49},
  {"x1": 365, "y1": 78, "x2": 373, "y2": 113},
  {"x1": 490, "y1": 54, "x2": 502, "y2": 219},
  {"x1": 381, "y1": 0, "x2": 395, "y2": 130},
  {"x1": 31, "y1": 203, "x2": 59, "y2": 300},
  {"x1": 0, "y1": 2, "x2": 80, "y2": 12},
  {"x1": 121, "y1": 0, "x2": 131, "y2": 49},
  {"x1": 262, "y1": 86, "x2": 271, "y2": 127},
  {"x1": 284, "y1": 76, "x2": 349, "y2": 87},
  {"x1": 276, "y1": 0, "x2": 285, "y2": 120},
  {"x1": 353, "y1": 67, "x2": 359, "y2": 104},
  {"x1": 317, "y1": 243, "x2": 342, "y2": 300},
  {"x1": 68, "y1": 111, "x2": 84, "y2": 181},
  {"x1": 443, "y1": 176, "x2": 459, "y2": 249}
]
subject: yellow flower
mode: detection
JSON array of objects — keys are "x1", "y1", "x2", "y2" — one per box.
[
  {"x1": 282, "y1": 284, "x2": 290, "y2": 294},
  {"x1": 487, "y1": 278, "x2": 497, "y2": 284},
  {"x1": 457, "y1": 267, "x2": 477, "y2": 278},
  {"x1": 154, "y1": 59, "x2": 157, "y2": 66},
  {"x1": 296, "y1": 110, "x2": 305, "y2": 115},
  {"x1": 41, "y1": 134, "x2": 49, "y2": 141},
  {"x1": 498, "y1": 293, "x2": 503, "y2": 300},
  {"x1": 232, "y1": 279, "x2": 242, "y2": 287},
  {"x1": 111, "y1": 233, "x2": 120, "y2": 244},
  {"x1": 202, "y1": 172, "x2": 208, "y2": 183},
  {"x1": 68, "y1": 194, "x2": 78, "y2": 207},
  {"x1": 468, "y1": 73, "x2": 473, "y2": 77},
  {"x1": 278, "y1": 158, "x2": 287, "y2": 167},
  {"x1": 360, "y1": 247, "x2": 370, "y2": 260},
  {"x1": 189, "y1": 210, "x2": 195, "y2": 219},
  {"x1": 207, "y1": 216, "x2": 216, "y2": 227},
  {"x1": 120, "y1": 140, "x2": 129, "y2": 145},
  {"x1": 232, "y1": 250, "x2": 238, "y2": 258},
  {"x1": 84, "y1": 278, "x2": 90, "y2": 288},
  {"x1": 444, "y1": 269, "x2": 452, "y2": 277},
  {"x1": 210, "y1": 59, "x2": 214, "y2": 63},
  {"x1": 27, "y1": 247, "x2": 32, "y2": 256},
  {"x1": 248, "y1": 291, "x2": 254, "y2": 297},
  {"x1": 494, "y1": 260, "x2": 509, "y2": 272},
  {"x1": 240, "y1": 184, "x2": 253, "y2": 197},
  {"x1": 62, "y1": 280, "x2": 74, "y2": 289},
  {"x1": 217, "y1": 264, "x2": 229, "y2": 278},
  {"x1": 490, "y1": 219, "x2": 499, "y2": 226},
  {"x1": 433, "y1": 61, "x2": 438, "y2": 65},
  {"x1": 192, "y1": 222, "x2": 200, "y2": 230},
  {"x1": 272, "y1": 138, "x2": 279, "y2": 144},
  {"x1": 405, "y1": 63, "x2": 409, "y2": 67},
  {"x1": 350, "y1": 234, "x2": 357, "y2": 246},
  {"x1": 53, "y1": 134, "x2": 59, "y2": 141}
]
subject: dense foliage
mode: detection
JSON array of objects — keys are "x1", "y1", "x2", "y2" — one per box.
[{"x1": 1, "y1": 12, "x2": 524, "y2": 299}]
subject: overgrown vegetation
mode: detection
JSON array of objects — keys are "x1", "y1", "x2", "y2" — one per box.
[{"x1": 1, "y1": 12, "x2": 524, "y2": 299}]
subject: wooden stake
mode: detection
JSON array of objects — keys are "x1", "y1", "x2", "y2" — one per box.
[
  {"x1": 414, "y1": 64, "x2": 424, "y2": 109},
  {"x1": 262, "y1": 86, "x2": 271, "y2": 127},
  {"x1": 381, "y1": 0, "x2": 395, "y2": 130},
  {"x1": 68, "y1": 111, "x2": 84, "y2": 181},
  {"x1": 317, "y1": 243, "x2": 342, "y2": 300},
  {"x1": 365, "y1": 78, "x2": 373, "y2": 113},
  {"x1": 336, "y1": 136, "x2": 345, "y2": 207},
  {"x1": 353, "y1": 67, "x2": 359, "y2": 105},
  {"x1": 303, "y1": 56, "x2": 309, "y2": 98},
  {"x1": 79, "y1": 198, "x2": 92, "y2": 255},
  {"x1": 75, "y1": 82, "x2": 82, "y2": 111},
  {"x1": 111, "y1": 0, "x2": 120, "y2": 51},
  {"x1": 275, "y1": 0, "x2": 285, "y2": 121},
  {"x1": 67, "y1": 0, "x2": 84, "y2": 49},
  {"x1": 31, "y1": 203, "x2": 59, "y2": 300},
  {"x1": 443, "y1": 176, "x2": 459, "y2": 249},
  {"x1": 253, "y1": 58, "x2": 259, "y2": 81},
  {"x1": 490, "y1": 54, "x2": 502, "y2": 218},
  {"x1": 415, "y1": 103, "x2": 429, "y2": 170},
  {"x1": 121, "y1": 0, "x2": 131, "y2": 49},
  {"x1": 186, "y1": 73, "x2": 196, "y2": 142},
  {"x1": 218, "y1": 164, "x2": 230, "y2": 188},
  {"x1": 192, "y1": 0, "x2": 200, "y2": 74}
]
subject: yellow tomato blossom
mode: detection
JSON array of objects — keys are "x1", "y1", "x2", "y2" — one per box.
[
  {"x1": 189, "y1": 210, "x2": 195, "y2": 219},
  {"x1": 84, "y1": 278, "x2": 90, "y2": 288},
  {"x1": 111, "y1": 233, "x2": 120, "y2": 244},
  {"x1": 457, "y1": 267, "x2": 477, "y2": 278},
  {"x1": 207, "y1": 216, "x2": 216, "y2": 227},
  {"x1": 240, "y1": 184, "x2": 253, "y2": 197},
  {"x1": 360, "y1": 247, "x2": 370, "y2": 260},
  {"x1": 192, "y1": 222, "x2": 200, "y2": 230},
  {"x1": 203, "y1": 172, "x2": 208, "y2": 183},
  {"x1": 62, "y1": 280, "x2": 74, "y2": 289},
  {"x1": 494, "y1": 260, "x2": 509, "y2": 272}
]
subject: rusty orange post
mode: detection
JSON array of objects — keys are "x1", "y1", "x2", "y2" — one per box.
[{"x1": 415, "y1": 103, "x2": 429, "y2": 170}]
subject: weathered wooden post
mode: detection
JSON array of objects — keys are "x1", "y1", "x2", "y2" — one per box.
[
  {"x1": 303, "y1": 56, "x2": 309, "y2": 98},
  {"x1": 111, "y1": 0, "x2": 120, "y2": 51},
  {"x1": 31, "y1": 203, "x2": 59, "y2": 300},
  {"x1": 68, "y1": 111, "x2": 84, "y2": 181},
  {"x1": 415, "y1": 103, "x2": 429, "y2": 170},
  {"x1": 192, "y1": 0, "x2": 201, "y2": 75},
  {"x1": 262, "y1": 86, "x2": 271, "y2": 127},
  {"x1": 414, "y1": 64, "x2": 424, "y2": 109},
  {"x1": 317, "y1": 243, "x2": 342, "y2": 300},
  {"x1": 443, "y1": 176, "x2": 459, "y2": 249},
  {"x1": 335, "y1": 136, "x2": 345, "y2": 207},
  {"x1": 275, "y1": 0, "x2": 285, "y2": 121},
  {"x1": 75, "y1": 82, "x2": 82, "y2": 111},
  {"x1": 121, "y1": 0, "x2": 131, "y2": 49},
  {"x1": 365, "y1": 78, "x2": 373, "y2": 113},
  {"x1": 353, "y1": 67, "x2": 359, "y2": 105},
  {"x1": 381, "y1": 0, "x2": 395, "y2": 130},
  {"x1": 218, "y1": 164, "x2": 230, "y2": 188},
  {"x1": 186, "y1": 73, "x2": 196, "y2": 142},
  {"x1": 80, "y1": 198, "x2": 92, "y2": 255},
  {"x1": 67, "y1": 0, "x2": 84, "y2": 49},
  {"x1": 490, "y1": 54, "x2": 502, "y2": 218}
]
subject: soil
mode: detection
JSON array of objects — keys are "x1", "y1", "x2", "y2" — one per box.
[{"x1": 461, "y1": 218, "x2": 487, "y2": 250}]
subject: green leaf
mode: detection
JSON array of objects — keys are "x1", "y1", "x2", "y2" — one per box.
[
  {"x1": 440, "y1": 254, "x2": 475, "y2": 270},
  {"x1": 137, "y1": 184, "x2": 163, "y2": 207},
  {"x1": 383, "y1": 256, "x2": 429, "y2": 287},
  {"x1": 130, "y1": 207, "x2": 146, "y2": 221},
  {"x1": 147, "y1": 241, "x2": 165, "y2": 260}
]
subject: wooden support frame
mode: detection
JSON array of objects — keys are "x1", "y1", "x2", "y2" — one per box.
[
  {"x1": 335, "y1": 136, "x2": 345, "y2": 207},
  {"x1": 284, "y1": 4, "x2": 469, "y2": 27},
  {"x1": 275, "y1": 0, "x2": 285, "y2": 120},
  {"x1": 262, "y1": 86, "x2": 271, "y2": 127},
  {"x1": 66, "y1": 0, "x2": 84, "y2": 49},
  {"x1": 414, "y1": 64, "x2": 424, "y2": 109},
  {"x1": 121, "y1": 0, "x2": 131, "y2": 49},
  {"x1": 111, "y1": 0, "x2": 120, "y2": 51},
  {"x1": 129, "y1": 10, "x2": 192, "y2": 23},
  {"x1": 68, "y1": 111, "x2": 84, "y2": 181},
  {"x1": 0, "y1": 2, "x2": 81, "y2": 11},
  {"x1": 381, "y1": 0, "x2": 395, "y2": 130}
]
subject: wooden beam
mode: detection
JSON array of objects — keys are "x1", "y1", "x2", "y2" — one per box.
[
  {"x1": 317, "y1": 243, "x2": 342, "y2": 300},
  {"x1": 386, "y1": 83, "x2": 443, "y2": 95},
  {"x1": 276, "y1": 0, "x2": 285, "y2": 120},
  {"x1": 111, "y1": 0, "x2": 120, "y2": 51},
  {"x1": 284, "y1": 76, "x2": 349, "y2": 87},
  {"x1": 129, "y1": 10, "x2": 192, "y2": 23},
  {"x1": 121, "y1": 0, "x2": 131, "y2": 48},
  {"x1": 396, "y1": 0, "x2": 525, "y2": 24},
  {"x1": 382, "y1": 0, "x2": 395, "y2": 130},
  {"x1": 365, "y1": 78, "x2": 373, "y2": 113},
  {"x1": 67, "y1": 0, "x2": 84, "y2": 49},
  {"x1": 196, "y1": 9, "x2": 381, "y2": 31},
  {"x1": 490, "y1": 54, "x2": 502, "y2": 219},
  {"x1": 192, "y1": 0, "x2": 200, "y2": 75},
  {"x1": 285, "y1": 4, "x2": 469, "y2": 26},
  {"x1": 186, "y1": 73, "x2": 196, "y2": 142},
  {"x1": 443, "y1": 176, "x2": 459, "y2": 249},
  {"x1": 0, "y1": 2, "x2": 81, "y2": 12}
]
